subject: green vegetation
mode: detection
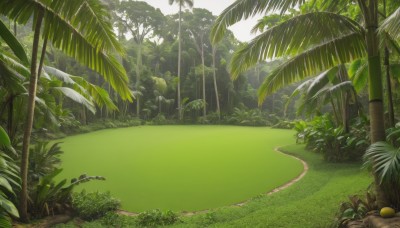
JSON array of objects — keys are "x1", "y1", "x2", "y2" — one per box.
[
  {"x1": 72, "y1": 191, "x2": 120, "y2": 220},
  {"x1": 175, "y1": 145, "x2": 371, "y2": 227},
  {"x1": 56, "y1": 144, "x2": 371, "y2": 227},
  {"x1": 1, "y1": 0, "x2": 400, "y2": 226},
  {"x1": 58, "y1": 126, "x2": 303, "y2": 212}
]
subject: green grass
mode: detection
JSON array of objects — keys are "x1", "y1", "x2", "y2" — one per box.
[
  {"x1": 173, "y1": 144, "x2": 372, "y2": 227},
  {"x1": 58, "y1": 126, "x2": 303, "y2": 212}
]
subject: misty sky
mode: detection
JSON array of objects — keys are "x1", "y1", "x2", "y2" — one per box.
[{"x1": 142, "y1": 0, "x2": 260, "y2": 41}]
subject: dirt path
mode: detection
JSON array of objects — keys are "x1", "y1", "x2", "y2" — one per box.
[{"x1": 118, "y1": 146, "x2": 309, "y2": 217}]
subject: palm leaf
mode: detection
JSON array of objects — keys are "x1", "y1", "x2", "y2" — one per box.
[
  {"x1": 0, "y1": 194, "x2": 19, "y2": 217},
  {"x1": 52, "y1": 87, "x2": 96, "y2": 114},
  {"x1": 257, "y1": 33, "x2": 366, "y2": 104},
  {"x1": 284, "y1": 79, "x2": 313, "y2": 115},
  {"x1": 43, "y1": 66, "x2": 75, "y2": 84},
  {"x1": 379, "y1": 6, "x2": 400, "y2": 40},
  {"x1": 229, "y1": 12, "x2": 363, "y2": 80},
  {"x1": 0, "y1": 127, "x2": 11, "y2": 149},
  {"x1": 0, "y1": 19, "x2": 29, "y2": 65},
  {"x1": 306, "y1": 66, "x2": 339, "y2": 97},
  {"x1": 0, "y1": 0, "x2": 132, "y2": 101},
  {"x1": 0, "y1": 59, "x2": 26, "y2": 93},
  {"x1": 211, "y1": 0, "x2": 306, "y2": 43},
  {"x1": 364, "y1": 142, "x2": 400, "y2": 184},
  {"x1": 0, "y1": 50, "x2": 30, "y2": 79},
  {"x1": 348, "y1": 59, "x2": 368, "y2": 93},
  {"x1": 49, "y1": 0, "x2": 124, "y2": 54},
  {"x1": 71, "y1": 76, "x2": 119, "y2": 111}
]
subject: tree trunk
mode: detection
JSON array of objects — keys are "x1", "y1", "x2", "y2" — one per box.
[
  {"x1": 201, "y1": 41, "x2": 206, "y2": 118},
  {"x1": 37, "y1": 37, "x2": 48, "y2": 80},
  {"x1": 177, "y1": 4, "x2": 182, "y2": 120},
  {"x1": 362, "y1": 0, "x2": 387, "y2": 208},
  {"x1": 20, "y1": 10, "x2": 44, "y2": 222},
  {"x1": 7, "y1": 96, "x2": 14, "y2": 140},
  {"x1": 212, "y1": 46, "x2": 220, "y2": 119},
  {"x1": 384, "y1": 47, "x2": 394, "y2": 128},
  {"x1": 136, "y1": 44, "x2": 142, "y2": 117}
]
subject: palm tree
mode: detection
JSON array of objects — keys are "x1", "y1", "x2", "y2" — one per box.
[
  {"x1": 0, "y1": 0, "x2": 131, "y2": 221},
  {"x1": 168, "y1": 0, "x2": 194, "y2": 120},
  {"x1": 211, "y1": 0, "x2": 400, "y2": 207}
]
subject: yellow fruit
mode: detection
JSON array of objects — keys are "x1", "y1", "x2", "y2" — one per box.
[{"x1": 380, "y1": 207, "x2": 395, "y2": 218}]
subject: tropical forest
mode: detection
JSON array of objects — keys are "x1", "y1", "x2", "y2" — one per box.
[{"x1": 1, "y1": 0, "x2": 400, "y2": 227}]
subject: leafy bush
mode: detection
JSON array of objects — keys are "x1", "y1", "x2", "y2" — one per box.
[
  {"x1": 99, "y1": 212, "x2": 129, "y2": 227},
  {"x1": 333, "y1": 191, "x2": 377, "y2": 227},
  {"x1": 295, "y1": 115, "x2": 369, "y2": 161},
  {"x1": 136, "y1": 209, "x2": 180, "y2": 227},
  {"x1": 29, "y1": 141, "x2": 63, "y2": 182},
  {"x1": 29, "y1": 169, "x2": 106, "y2": 218},
  {"x1": 150, "y1": 113, "x2": 172, "y2": 125},
  {"x1": 0, "y1": 126, "x2": 20, "y2": 227},
  {"x1": 72, "y1": 191, "x2": 120, "y2": 220},
  {"x1": 228, "y1": 108, "x2": 269, "y2": 126},
  {"x1": 205, "y1": 112, "x2": 222, "y2": 124}
]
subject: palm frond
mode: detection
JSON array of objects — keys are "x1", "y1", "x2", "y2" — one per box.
[
  {"x1": 0, "y1": 51, "x2": 30, "y2": 79},
  {"x1": 0, "y1": 58, "x2": 26, "y2": 93},
  {"x1": 49, "y1": 0, "x2": 124, "y2": 54},
  {"x1": 211, "y1": 0, "x2": 306, "y2": 43},
  {"x1": 229, "y1": 12, "x2": 363, "y2": 79},
  {"x1": 52, "y1": 87, "x2": 96, "y2": 114},
  {"x1": 0, "y1": 19, "x2": 29, "y2": 65},
  {"x1": 364, "y1": 142, "x2": 400, "y2": 184},
  {"x1": 0, "y1": 0, "x2": 132, "y2": 101},
  {"x1": 71, "y1": 76, "x2": 119, "y2": 111},
  {"x1": 306, "y1": 66, "x2": 339, "y2": 97},
  {"x1": 43, "y1": 66, "x2": 75, "y2": 84},
  {"x1": 284, "y1": 78, "x2": 313, "y2": 115},
  {"x1": 379, "y1": 6, "x2": 400, "y2": 40},
  {"x1": 257, "y1": 33, "x2": 366, "y2": 104},
  {"x1": 348, "y1": 59, "x2": 368, "y2": 93}
]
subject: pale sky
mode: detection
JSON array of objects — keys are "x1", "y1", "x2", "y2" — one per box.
[{"x1": 142, "y1": 0, "x2": 260, "y2": 42}]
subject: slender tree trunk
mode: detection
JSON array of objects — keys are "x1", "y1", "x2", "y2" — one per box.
[
  {"x1": 20, "y1": 10, "x2": 44, "y2": 222},
  {"x1": 136, "y1": 44, "x2": 142, "y2": 117},
  {"x1": 362, "y1": 0, "x2": 387, "y2": 207},
  {"x1": 177, "y1": 4, "x2": 182, "y2": 120},
  {"x1": 331, "y1": 100, "x2": 340, "y2": 126},
  {"x1": 384, "y1": 47, "x2": 394, "y2": 128},
  {"x1": 7, "y1": 96, "x2": 14, "y2": 140},
  {"x1": 37, "y1": 36, "x2": 48, "y2": 80},
  {"x1": 212, "y1": 46, "x2": 220, "y2": 119},
  {"x1": 201, "y1": 41, "x2": 206, "y2": 117}
]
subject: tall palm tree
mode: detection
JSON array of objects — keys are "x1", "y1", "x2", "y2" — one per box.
[
  {"x1": 0, "y1": 0, "x2": 131, "y2": 221},
  {"x1": 211, "y1": 0, "x2": 400, "y2": 207},
  {"x1": 169, "y1": 0, "x2": 194, "y2": 120}
]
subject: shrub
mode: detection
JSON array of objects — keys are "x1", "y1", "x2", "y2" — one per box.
[
  {"x1": 136, "y1": 209, "x2": 180, "y2": 227},
  {"x1": 228, "y1": 108, "x2": 269, "y2": 126},
  {"x1": 333, "y1": 191, "x2": 377, "y2": 227},
  {"x1": 150, "y1": 114, "x2": 170, "y2": 125},
  {"x1": 294, "y1": 115, "x2": 369, "y2": 162},
  {"x1": 72, "y1": 191, "x2": 120, "y2": 220},
  {"x1": 29, "y1": 170, "x2": 106, "y2": 218}
]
